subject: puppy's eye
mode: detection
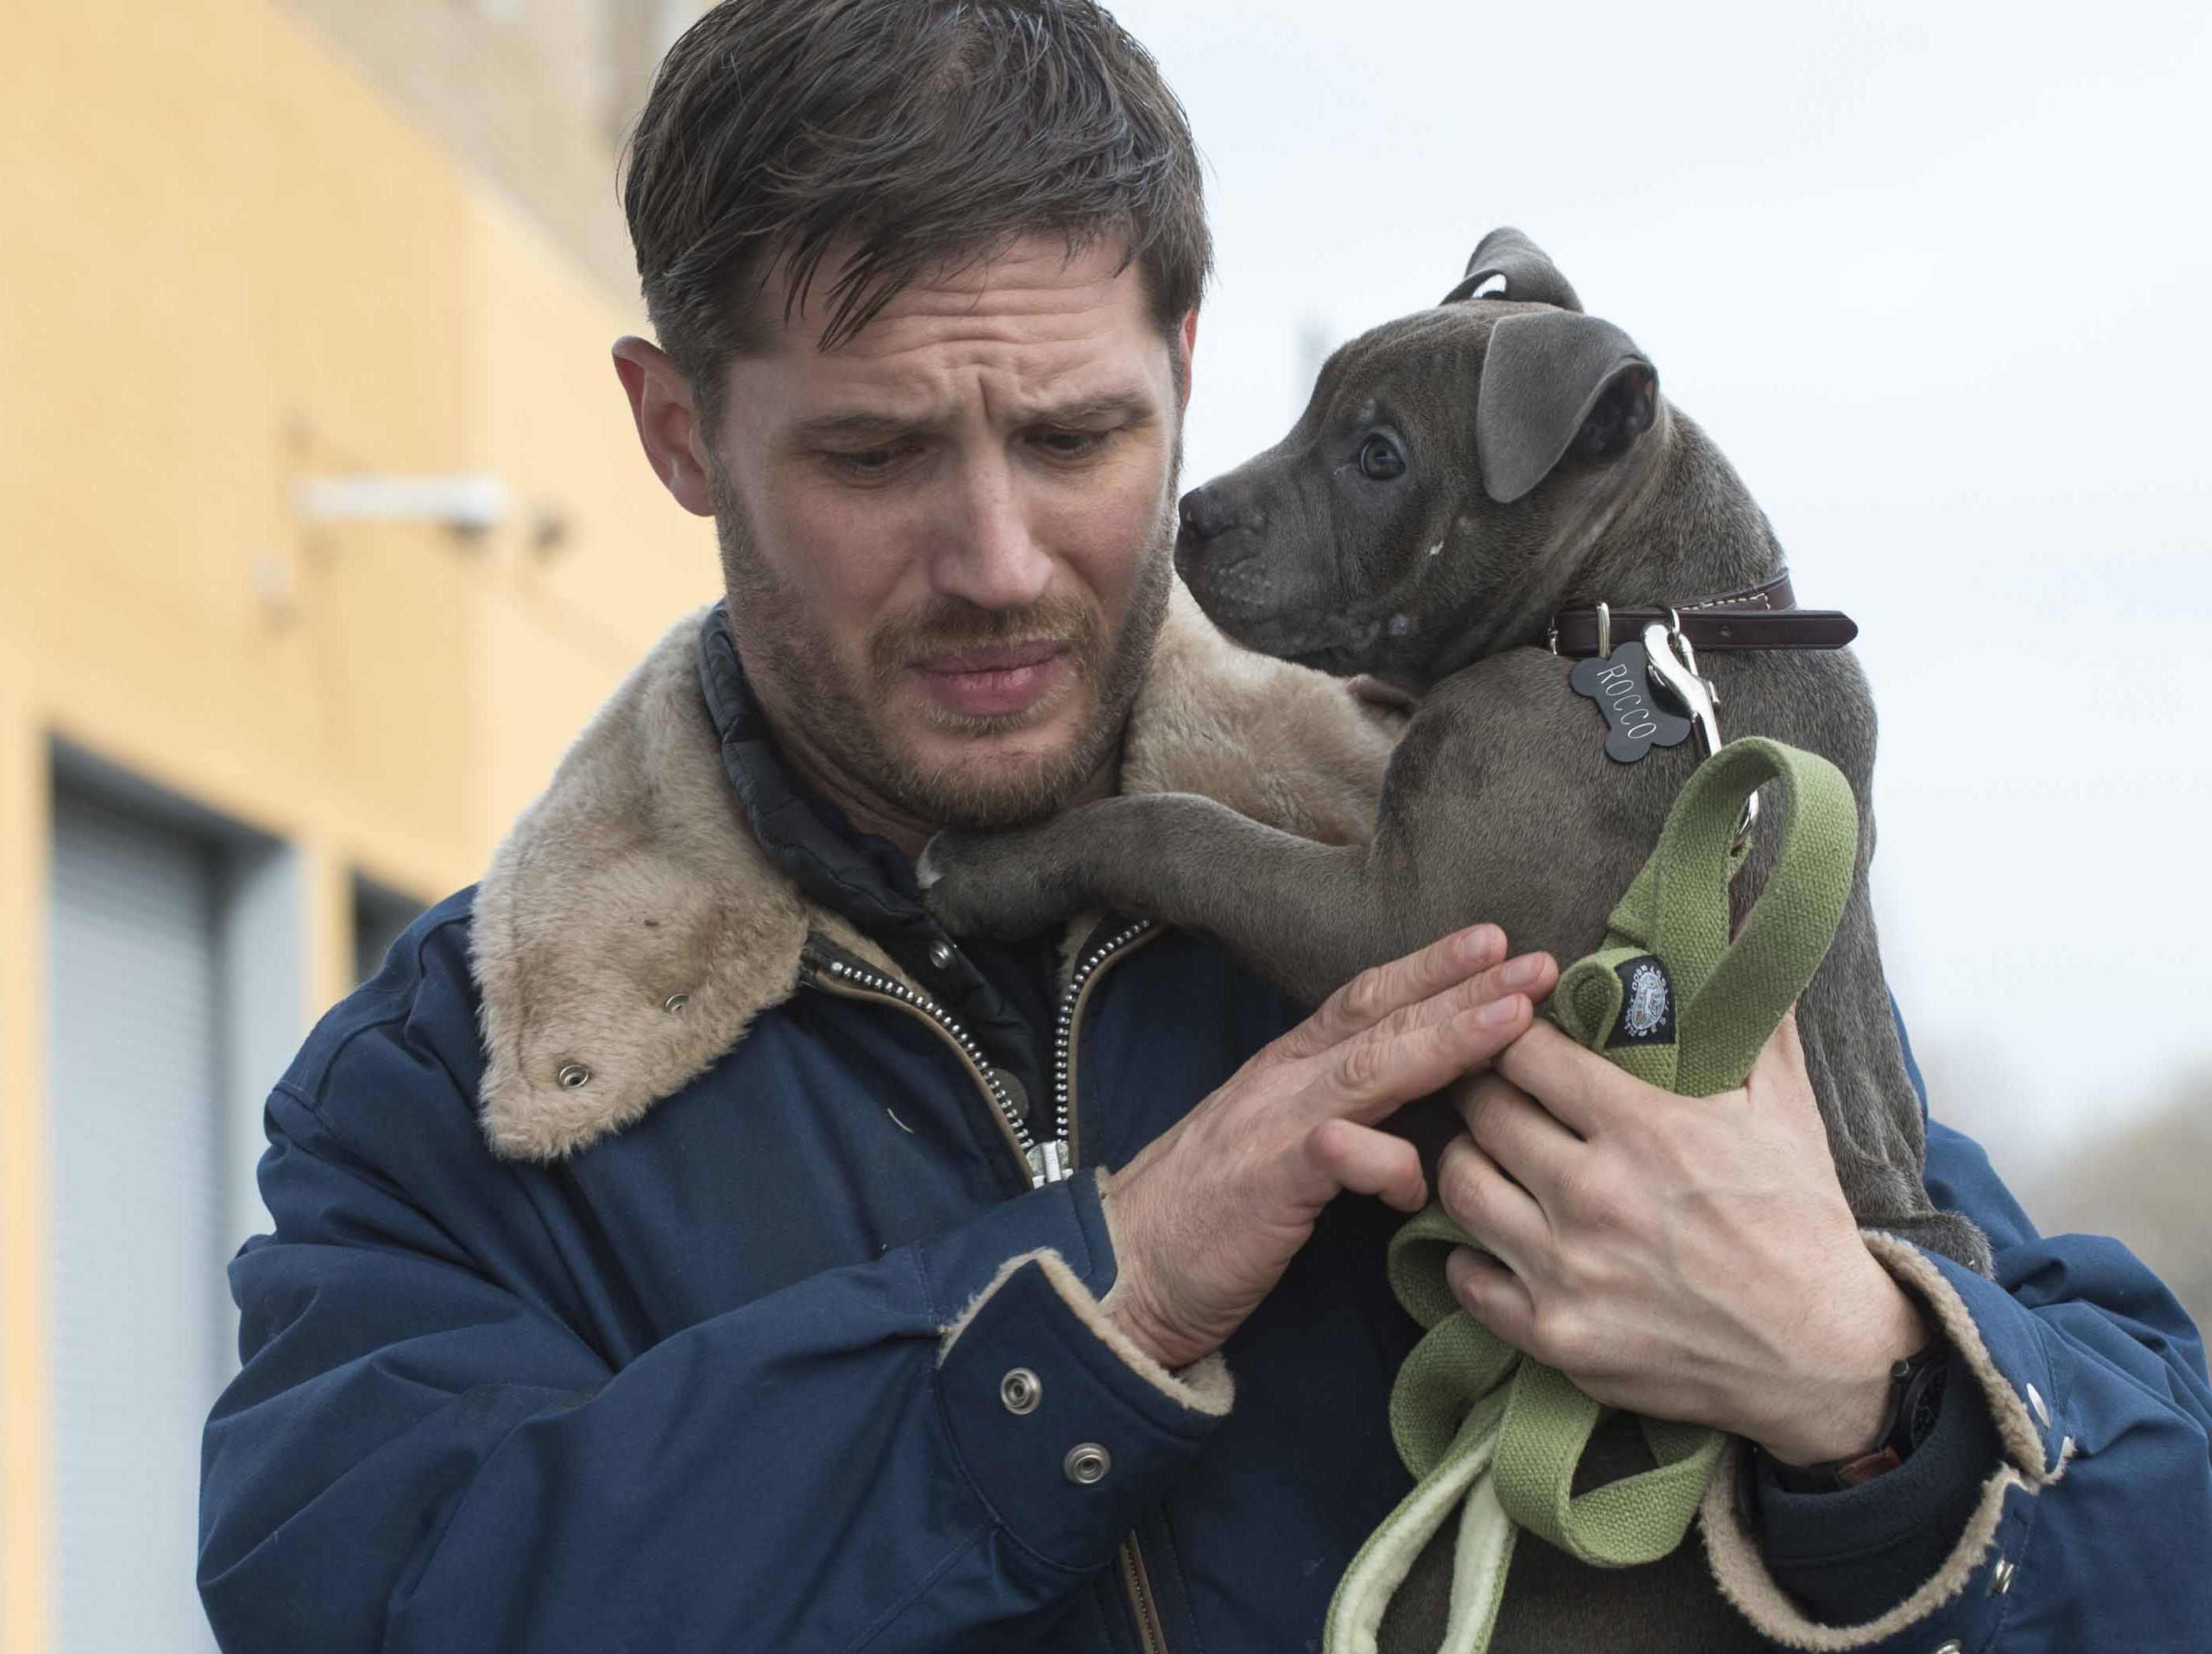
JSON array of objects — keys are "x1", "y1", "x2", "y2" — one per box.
[{"x1": 1359, "y1": 435, "x2": 1406, "y2": 482}]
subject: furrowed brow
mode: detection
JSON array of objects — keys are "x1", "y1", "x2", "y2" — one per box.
[
  {"x1": 791, "y1": 409, "x2": 942, "y2": 446},
  {"x1": 791, "y1": 391, "x2": 1157, "y2": 447},
  {"x1": 1025, "y1": 391, "x2": 1156, "y2": 427}
]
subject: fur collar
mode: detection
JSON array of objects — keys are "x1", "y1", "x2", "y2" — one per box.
[{"x1": 472, "y1": 587, "x2": 1403, "y2": 1160}]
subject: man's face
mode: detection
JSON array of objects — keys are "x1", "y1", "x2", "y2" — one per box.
[{"x1": 699, "y1": 237, "x2": 1189, "y2": 833}]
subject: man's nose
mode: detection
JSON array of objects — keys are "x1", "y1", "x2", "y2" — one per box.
[{"x1": 933, "y1": 461, "x2": 1054, "y2": 611}]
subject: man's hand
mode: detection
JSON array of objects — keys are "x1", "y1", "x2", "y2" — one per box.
[
  {"x1": 1102, "y1": 926, "x2": 1561, "y2": 1372},
  {"x1": 1439, "y1": 1013, "x2": 1929, "y2": 1466}
]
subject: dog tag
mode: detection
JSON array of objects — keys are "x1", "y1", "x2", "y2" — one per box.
[{"x1": 1570, "y1": 641, "x2": 1694, "y2": 764}]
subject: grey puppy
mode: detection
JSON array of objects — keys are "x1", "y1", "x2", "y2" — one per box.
[{"x1": 922, "y1": 229, "x2": 1988, "y2": 1273}]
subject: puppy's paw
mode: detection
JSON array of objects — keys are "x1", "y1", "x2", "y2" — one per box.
[
  {"x1": 918, "y1": 827, "x2": 1084, "y2": 941},
  {"x1": 1874, "y1": 1208, "x2": 1996, "y2": 1278}
]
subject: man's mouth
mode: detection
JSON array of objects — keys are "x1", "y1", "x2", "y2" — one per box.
[{"x1": 908, "y1": 641, "x2": 1072, "y2": 720}]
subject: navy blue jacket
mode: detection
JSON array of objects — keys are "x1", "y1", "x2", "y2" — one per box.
[{"x1": 199, "y1": 606, "x2": 2212, "y2": 1651}]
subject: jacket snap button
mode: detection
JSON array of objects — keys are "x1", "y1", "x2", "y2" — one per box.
[
  {"x1": 557, "y1": 1063, "x2": 591, "y2": 1090},
  {"x1": 1989, "y1": 1556, "x2": 2016, "y2": 1595},
  {"x1": 664, "y1": 994, "x2": 690, "y2": 1014},
  {"x1": 929, "y1": 939, "x2": 957, "y2": 970},
  {"x1": 1063, "y1": 1444, "x2": 1111, "y2": 1485},
  {"x1": 1000, "y1": 1368, "x2": 1041, "y2": 1415},
  {"x1": 1930, "y1": 1641, "x2": 1963, "y2": 1654}
]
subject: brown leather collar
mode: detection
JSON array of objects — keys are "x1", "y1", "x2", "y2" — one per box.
[{"x1": 1548, "y1": 570, "x2": 1858, "y2": 657}]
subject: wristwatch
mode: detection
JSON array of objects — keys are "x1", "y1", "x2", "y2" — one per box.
[{"x1": 1763, "y1": 1339, "x2": 1950, "y2": 1494}]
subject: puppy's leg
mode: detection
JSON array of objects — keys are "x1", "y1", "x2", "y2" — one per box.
[
  {"x1": 1796, "y1": 890, "x2": 1994, "y2": 1275},
  {"x1": 920, "y1": 792, "x2": 1427, "y2": 1008}
]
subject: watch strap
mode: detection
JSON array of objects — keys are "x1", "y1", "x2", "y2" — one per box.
[{"x1": 1764, "y1": 1341, "x2": 1948, "y2": 1495}]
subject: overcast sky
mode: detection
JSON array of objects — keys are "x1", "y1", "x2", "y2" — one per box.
[{"x1": 1103, "y1": 0, "x2": 2212, "y2": 1177}]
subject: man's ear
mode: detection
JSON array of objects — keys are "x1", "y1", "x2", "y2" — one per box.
[
  {"x1": 1175, "y1": 308, "x2": 1200, "y2": 413},
  {"x1": 612, "y1": 335, "x2": 714, "y2": 517},
  {"x1": 1474, "y1": 311, "x2": 1656, "y2": 504}
]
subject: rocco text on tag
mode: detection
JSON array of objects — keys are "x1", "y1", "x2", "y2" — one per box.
[{"x1": 1569, "y1": 641, "x2": 1694, "y2": 764}]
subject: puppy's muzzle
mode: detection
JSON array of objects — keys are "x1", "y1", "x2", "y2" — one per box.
[
  {"x1": 1176, "y1": 484, "x2": 1256, "y2": 552},
  {"x1": 1175, "y1": 483, "x2": 1278, "y2": 632}
]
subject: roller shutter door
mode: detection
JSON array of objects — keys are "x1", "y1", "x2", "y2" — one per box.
[{"x1": 48, "y1": 786, "x2": 224, "y2": 1653}]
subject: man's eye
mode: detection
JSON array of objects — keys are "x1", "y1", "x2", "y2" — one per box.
[
  {"x1": 826, "y1": 443, "x2": 912, "y2": 479},
  {"x1": 1359, "y1": 434, "x2": 1407, "y2": 482},
  {"x1": 1034, "y1": 429, "x2": 1110, "y2": 461}
]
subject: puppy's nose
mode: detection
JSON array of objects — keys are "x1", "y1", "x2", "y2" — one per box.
[{"x1": 1178, "y1": 486, "x2": 1237, "y2": 544}]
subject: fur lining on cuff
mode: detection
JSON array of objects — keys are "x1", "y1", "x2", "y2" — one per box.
[
  {"x1": 938, "y1": 1245, "x2": 1235, "y2": 1419},
  {"x1": 1700, "y1": 1444, "x2": 2022, "y2": 1652},
  {"x1": 1859, "y1": 1230, "x2": 2066, "y2": 1482},
  {"x1": 1698, "y1": 1230, "x2": 2068, "y2": 1649}
]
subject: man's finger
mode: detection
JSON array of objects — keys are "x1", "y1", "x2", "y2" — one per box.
[
  {"x1": 1446, "y1": 1246, "x2": 1537, "y2": 1351},
  {"x1": 1491, "y1": 1019, "x2": 1626, "y2": 1136},
  {"x1": 1331, "y1": 949, "x2": 1558, "y2": 1071},
  {"x1": 1437, "y1": 1133, "x2": 1548, "y2": 1277},
  {"x1": 1743, "y1": 1007, "x2": 1818, "y2": 1119},
  {"x1": 1324, "y1": 989, "x2": 1537, "y2": 1123},
  {"x1": 1304, "y1": 1118, "x2": 1429, "y2": 1213},
  {"x1": 1275, "y1": 924, "x2": 1505, "y2": 1060},
  {"x1": 1454, "y1": 1071, "x2": 1584, "y2": 1208}
]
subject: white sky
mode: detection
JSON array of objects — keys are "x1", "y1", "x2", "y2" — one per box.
[{"x1": 1107, "y1": 0, "x2": 2212, "y2": 1175}]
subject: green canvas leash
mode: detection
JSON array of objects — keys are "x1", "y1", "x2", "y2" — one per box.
[{"x1": 1323, "y1": 737, "x2": 1862, "y2": 1654}]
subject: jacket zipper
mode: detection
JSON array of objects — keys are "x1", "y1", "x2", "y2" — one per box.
[
  {"x1": 805, "y1": 920, "x2": 1160, "y2": 1188},
  {"x1": 1051, "y1": 918, "x2": 1157, "y2": 1172},
  {"x1": 806, "y1": 921, "x2": 1173, "y2": 1653},
  {"x1": 1050, "y1": 920, "x2": 1171, "y2": 1654},
  {"x1": 1119, "y1": 1533, "x2": 1170, "y2": 1654},
  {"x1": 808, "y1": 951, "x2": 1043, "y2": 1182}
]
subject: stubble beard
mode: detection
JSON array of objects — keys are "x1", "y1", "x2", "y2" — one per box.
[{"x1": 709, "y1": 464, "x2": 1178, "y2": 834}]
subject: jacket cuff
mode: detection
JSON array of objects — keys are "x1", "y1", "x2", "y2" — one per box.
[
  {"x1": 923, "y1": 1171, "x2": 1232, "y2": 1573},
  {"x1": 1701, "y1": 1231, "x2": 2070, "y2": 1650},
  {"x1": 1749, "y1": 1343, "x2": 2000, "y2": 1620}
]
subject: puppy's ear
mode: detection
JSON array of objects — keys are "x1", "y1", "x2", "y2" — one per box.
[
  {"x1": 1476, "y1": 311, "x2": 1656, "y2": 504},
  {"x1": 1442, "y1": 228, "x2": 1582, "y2": 312}
]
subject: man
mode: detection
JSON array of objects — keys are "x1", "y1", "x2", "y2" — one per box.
[{"x1": 198, "y1": 2, "x2": 2210, "y2": 1650}]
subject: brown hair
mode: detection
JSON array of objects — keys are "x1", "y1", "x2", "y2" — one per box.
[{"x1": 620, "y1": 0, "x2": 1211, "y2": 435}]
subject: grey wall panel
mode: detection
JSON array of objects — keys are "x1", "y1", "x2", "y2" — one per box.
[
  {"x1": 49, "y1": 788, "x2": 223, "y2": 1653},
  {"x1": 214, "y1": 842, "x2": 304, "y2": 1340},
  {"x1": 353, "y1": 875, "x2": 426, "y2": 988}
]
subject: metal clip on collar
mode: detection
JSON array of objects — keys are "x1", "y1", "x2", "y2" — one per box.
[{"x1": 1641, "y1": 611, "x2": 1759, "y2": 851}]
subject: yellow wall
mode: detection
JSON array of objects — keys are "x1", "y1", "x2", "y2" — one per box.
[{"x1": 0, "y1": 0, "x2": 713, "y2": 1645}]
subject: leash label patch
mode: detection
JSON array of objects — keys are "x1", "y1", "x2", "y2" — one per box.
[
  {"x1": 1607, "y1": 955, "x2": 1677, "y2": 1049},
  {"x1": 1569, "y1": 641, "x2": 1695, "y2": 764}
]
